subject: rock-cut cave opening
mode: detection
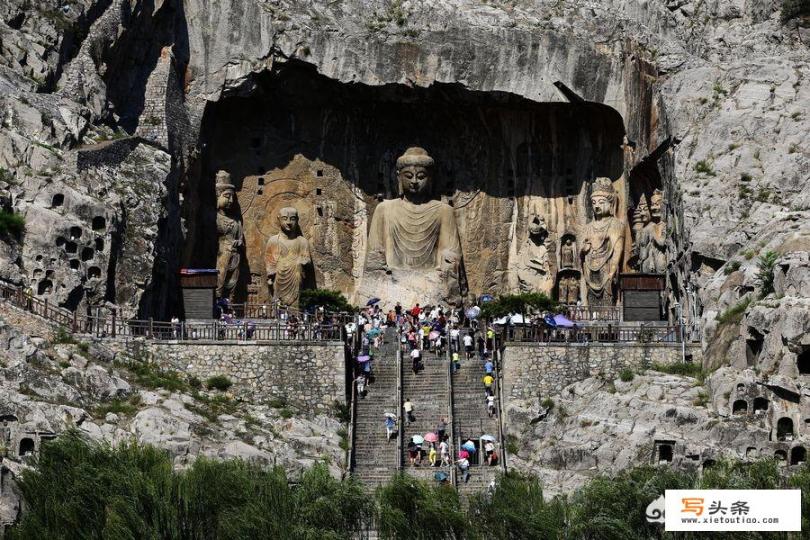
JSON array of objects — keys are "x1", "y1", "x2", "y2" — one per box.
[{"x1": 186, "y1": 61, "x2": 663, "y2": 303}]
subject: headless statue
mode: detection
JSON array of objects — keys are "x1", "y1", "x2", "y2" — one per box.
[{"x1": 265, "y1": 207, "x2": 312, "y2": 308}]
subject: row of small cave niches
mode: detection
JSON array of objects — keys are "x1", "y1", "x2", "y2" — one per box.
[
  {"x1": 32, "y1": 211, "x2": 107, "y2": 296},
  {"x1": 654, "y1": 441, "x2": 807, "y2": 468}
]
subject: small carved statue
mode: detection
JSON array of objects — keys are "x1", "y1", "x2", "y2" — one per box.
[
  {"x1": 579, "y1": 177, "x2": 626, "y2": 307},
  {"x1": 265, "y1": 207, "x2": 313, "y2": 308},
  {"x1": 215, "y1": 171, "x2": 244, "y2": 300},
  {"x1": 638, "y1": 189, "x2": 667, "y2": 273},
  {"x1": 560, "y1": 236, "x2": 576, "y2": 269},
  {"x1": 630, "y1": 194, "x2": 650, "y2": 270},
  {"x1": 512, "y1": 215, "x2": 553, "y2": 295},
  {"x1": 565, "y1": 275, "x2": 579, "y2": 304},
  {"x1": 365, "y1": 147, "x2": 467, "y2": 302}
]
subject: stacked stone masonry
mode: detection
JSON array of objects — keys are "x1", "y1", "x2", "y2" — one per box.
[
  {"x1": 117, "y1": 340, "x2": 346, "y2": 416},
  {"x1": 502, "y1": 343, "x2": 703, "y2": 400}
]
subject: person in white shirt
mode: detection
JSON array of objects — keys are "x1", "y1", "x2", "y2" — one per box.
[
  {"x1": 449, "y1": 327, "x2": 460, "y2": 352},
  {"x1": 403, "y1": 398, "x2": 415, "y2": 423},
  {"x1": 410, "y1": 348, "x2": 422, "y2": 373},
  {"x1": 486, "y1": 394, "x2": 496, "y2": 417},
  {"x1": 439, "y1": 440, "x2": 450, "y2": 466},
  {"x1": 462, "y1": 333, "x2": 474, "y2": 360}
]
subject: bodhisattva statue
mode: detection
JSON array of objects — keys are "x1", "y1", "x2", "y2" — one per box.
[
  {"x1": 638, "y1": 189, "x2": 667, "y2": 273},
  {"x1": 265, "y1": 207, "x2": 312, "y2": 308},
  {"x1": 364, "y1": 147, "x2": 466, "y2": 304},
  {"x1": 579, "y1": 177, "x2": 626, "y2": 307},
  {"x1": 215, "y1": 171, "x2": 244, "y2": 300},
  {"x1": 512, "y1": 215, "x2": 553, "y2": 295}
]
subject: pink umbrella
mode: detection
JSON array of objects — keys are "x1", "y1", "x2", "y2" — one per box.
[
  {"x1": 424, "y1": 432, "x2": 439, "y2": 443},
  {"x1": 429, "y1": 331, "x2": 440, "y2": 340},
  {"x1": 458, "y1": 450, "x2": 469, "y2": 459}
]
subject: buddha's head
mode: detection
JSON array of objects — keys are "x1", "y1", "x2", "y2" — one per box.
[
  {"x1": 528, "y1": 215, "x2": 547, "y2": 240},
  {"x1": 396, "y1": 147, "x2": 434, "y2": 199},
  {"x1": 649, "y1": 189, "x2": 663, "y2": 221},
  {"x1": 215, "y1": 170, "x2": 235, "y2": 211},
  {"x1": 590, "y1": 177, "x2": 617, "y2": 219},
  {"x1": 277, "y1": 206, "x2": 299, "y2": 237}
]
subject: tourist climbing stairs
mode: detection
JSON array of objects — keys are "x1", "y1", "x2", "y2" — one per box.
[
  {"x1": 452, "y1": 334, "x2": 505, "y2": 497},
  {"x1": 400, "y1": 346, "x2": 453, "y2": 482},
  {"x1": 351, "y1": 328, "x2": 400, "y2": 489}
]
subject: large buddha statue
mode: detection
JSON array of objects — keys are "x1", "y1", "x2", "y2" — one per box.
[
  {"x1": 638, "y1": 189, "x2": 667, "y2": 273},
  {"x1": 215, "y1": 171, "x2": 244, "y2": 300},
  {"x1": 579, "y1": 177, "x2": 626, "y2": 307},
  {"x1": 265, "y1": 207, "x2": 313, "y2": 308},
  {"x1": 363, "y1": 147, "x2": 466, "y2": 305}
]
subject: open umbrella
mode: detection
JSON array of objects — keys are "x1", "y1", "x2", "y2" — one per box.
[
  {"x1": 434, "y1": 471, "x2": 449, "y2": 482},
  {"x1": 411, "y1": 435, "x2": 425, "y2": 445},
  {"x1": 465, "y1": 306, "x2": 481, "y2": 319},
  {"x1": 458, "y1": 450, "x2": 469, "y2": 459},
  {"x1": 357, "y1": 355, "x2": 371, "y2": 363},
  {"x1": 428, "y1": 330, "x2": 440, "y2": 340},
  {"x1": 384, "y1": 412, "x2": 396, "y2": 419},
  {"x1": 366, "y1": 327, "x2": 381, "y2": 337},
  {"x1": 553, "y1": 314, "x2": 575, "y2": 328},
  {"x1": 480, "y1": 434, "x2": 496, "y2": 442},
  {"x1": 424, "y1": 432, "x2": 439, "y2": 443},
  {"x1": 366, "y1": 297, "x2": 381, "y2": 306},
  {"x1": 462, "y1": 441, "x2": 477, "y2": 452},
  {"x1": 479, "y1": 294, "x2": 494, "y2": 304}
]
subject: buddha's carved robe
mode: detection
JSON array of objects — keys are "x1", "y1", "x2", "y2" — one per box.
[{"x1": 265, "y1": 234, "x2": 312, "y2": 308}]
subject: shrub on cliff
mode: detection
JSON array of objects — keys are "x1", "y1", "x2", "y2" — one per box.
[
  {"x1": 205, "y1": 375, "x2": 233, "y2": 391},
  {"x1": 0, "y1": 210, "x2": 25, "y2": 239},
  {"x1": 480, "y1": 292, "x2": 558, "y2": 320},
  {"x1": 781, "y1": 0, "x2": 810, "y2": 21}
]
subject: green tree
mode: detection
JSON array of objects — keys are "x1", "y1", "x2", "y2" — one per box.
[
  {"x1": 300, "y1": 289, "x2": 354, "y2": 313},
  {"x1": 480, "y1": 292, "x2": 558, "y2": 321},
  {"x1": 375, "y1": 474, "x2": 466, "y2": 539},
  {"x1": 468, "y1": 471, "x2": 565, "y2": 539}
]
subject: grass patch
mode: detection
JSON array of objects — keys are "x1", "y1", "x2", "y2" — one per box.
[
  {"x1": 693, "y1": 390, "x2": 709, "y2": 407},
  {"x1": 205, "y1": 375, "x2": 233, "y2": 392},
  {"x1": 333, "y1": 400, "x2": 351, "y2": 424},
  {"x1": 337, "y1": 427, "x2": 349, "y2": 451},
  {"x1": 279, "y1": 408, "x2": 294, "y2": 419},
  {"x1": 117, "y1": 360, "x2": 189, "y2": 393},
  {"x1": 739, "y1": 172, "x2": 752, "y2": 182},
  {"x1": 757, "y1": 251, "x2": 779, "y2": 297},
  {"x1": 52, "y1": 326, "x2": 77, "y2": 345},
  {"x1": 724, "y1": 260, "x2": 741, "y2": 275},
  {"x1": 717, "y1": 297, "x2": 752, "y2": 325},
  {"x1": 650, "y1": 361, "x2": 706, "y2": 381},
  {"x1": 185, "y1": 393, "x2": 239, "y2": 423},
  {"x1": 505, "y1": 434, "x2": 519, "y2": 456},
  {"x1": 619, "y1": 368, "x2": 635, "y2": 382},
  {"x1": 268, "y1": 397, "x2": 287, "y2": 409},
  {"x1": 694, "y1": 160, "x2": 716, "y2": 176},
  {"x1": 540, "y1": 397, "x2": 554, "y2": 411},
  {"x1": 93, "y1": 395, "x2": 142, "y2": 418}
]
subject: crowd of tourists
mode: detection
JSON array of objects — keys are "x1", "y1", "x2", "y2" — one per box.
[{"x1": 350, "y1": 301, "x2": 501, "y2": 484}]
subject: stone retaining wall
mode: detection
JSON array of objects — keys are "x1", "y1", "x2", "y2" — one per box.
[
  {"x1": 113, "y1": 340, "x2": 346, "y2": 416},
  {"x1": 502, "y1": 342, "x2": 703, "y2": 401}
]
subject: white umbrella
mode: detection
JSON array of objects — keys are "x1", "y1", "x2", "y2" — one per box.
[
  {"x1": 384, "y1": 412, "x2": 396, "y2": 419},
  {"x1": 480, "y1": 434, "x2": 496, "y2": 442}
]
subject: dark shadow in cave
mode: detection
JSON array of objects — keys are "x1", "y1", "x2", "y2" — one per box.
[{"x1": 190, "y1": 61, "x2": 628, "y2": 270}]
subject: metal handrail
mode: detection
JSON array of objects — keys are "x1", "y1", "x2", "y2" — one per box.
[
  {"x1": 493, "y1": 336, "x2": 508, "y2": 473},
  {"x1": 446, "y1": 341, "x2": 457, "y2": 487},
  {"x1": 506, "y1": 324, "x2": 681, "y2": 344},
  {"x1": 347, "y1": 374, "x2": 357, "y2": 478},
  {"x1": 396, "y1": 347, "x2": 403, "y2": 472}
]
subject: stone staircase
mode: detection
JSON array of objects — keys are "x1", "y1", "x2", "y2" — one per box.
[
  {"x1": 452, "y1": 335, "x2": 504, "y2": 497},
  {"x1": 400, "y1": 347, "x2": 453, "y2": 482},
  {"x1": 351, "y1": 329, "x2": 400, "y2": 489}
]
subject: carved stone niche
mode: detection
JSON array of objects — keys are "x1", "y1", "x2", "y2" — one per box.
[{"x1": 556, "y1": 268, "x2": 581, "y2": 305}]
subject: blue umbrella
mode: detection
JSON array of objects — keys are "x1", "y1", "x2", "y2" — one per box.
[
  {"x1": 366, "y1": 297, "x2": 381, "y2": 306},
  {"x1": 543, "y1": 314, "x2": 557, "y2": 327},
  {"x1": 480, "y1": 294, "x2": 494, "y2": 303},
  {"x1": 462, "y1": 441, "x2": 476, "y2": 453}
]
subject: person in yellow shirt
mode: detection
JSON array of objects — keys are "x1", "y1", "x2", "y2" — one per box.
[
  {"x1": 428, "y1": 444, "x2": 437, "y2": 466},
  {"x1": 483, "y1": 374, "x2": 494, "y2": 394}
]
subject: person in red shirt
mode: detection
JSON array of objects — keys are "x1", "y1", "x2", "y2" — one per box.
[{"x1": 411, "y1": 303, "x2": 421, "y2": 318}]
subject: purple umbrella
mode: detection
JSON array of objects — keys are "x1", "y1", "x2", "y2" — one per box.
[
  {"x1": 553, "y1": 314, "x2": 575, "y2": 328},
  {"x1": 357, "y1": 355, "x2": 371, "y2": 363}
]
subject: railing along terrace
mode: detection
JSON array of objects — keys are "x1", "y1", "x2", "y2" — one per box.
[
  {"x1": 0, "y1": 282, "x2": 342, "y2": 342},
  {"x1": 563, "y1": 305, "x2": 621, "y2": 322},
  {"x1": 228, "y1": 302, "x2": 355, "y2": 324},
  {"x1": 506, "y1": 324, "x2": 681, "y2": 343}
]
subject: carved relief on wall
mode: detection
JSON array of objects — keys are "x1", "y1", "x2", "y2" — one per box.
[
  {"x1": 556, "y1": 269, "x2": 581, "y2": 305},
  {"x1": 579, "y1": 177, "x2": 626, "y2": 307},
  {"x1": 237, "y1": 155, "x2": 359, "y2": 305},
  {"x1": 510, "y1": 214, "x2": 554, "y2": 296}
]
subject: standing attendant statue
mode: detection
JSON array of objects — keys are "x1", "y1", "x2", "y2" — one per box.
[
  {"x1": 265, "y1": 207, "x2": 313, "y2": 309},
  {"x1": 579, "y1": 177, "x2": 626, "y2": 307},
  {"x1": 512, "y1": 215, "x2": 553, "y2": 295},
  {"x1": 638, "y1": 189, "x2": 667, "y2": 273},
  {"x1": 215, "y1": 171, "x2": 243, "y2": 301}
]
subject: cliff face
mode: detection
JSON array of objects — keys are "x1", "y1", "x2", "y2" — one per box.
[{"x1": 0, "y1": 0, "x2": 809, "y2": 502}]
